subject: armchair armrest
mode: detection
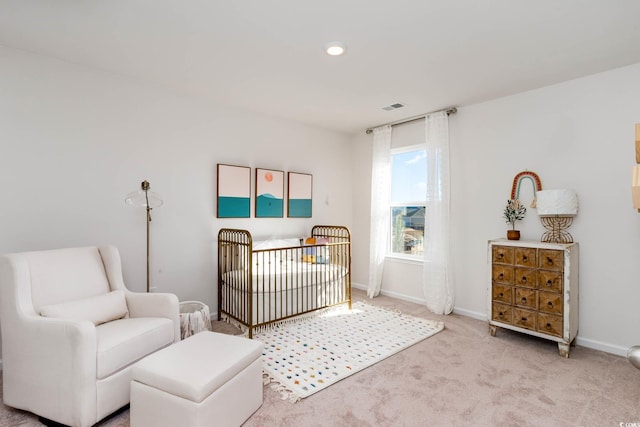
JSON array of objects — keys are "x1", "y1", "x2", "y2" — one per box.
[
  {"x1": 2, "y1": 314, "x2": 97, "y2": 426},
  {"x1": 99, "y1": 246, "x2": 180, "y2": 342},
  {"x1": 125, "y1": 291, "x2": 180, "y2": 342}
]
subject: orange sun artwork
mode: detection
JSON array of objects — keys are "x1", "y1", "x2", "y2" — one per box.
[{"x1": 264, "y1": 171, "x2": 273, "y2": 182}]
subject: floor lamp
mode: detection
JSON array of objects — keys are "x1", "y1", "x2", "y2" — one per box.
[{"x1": 125, "y1": 180, "x2": 163, "y2": 292}]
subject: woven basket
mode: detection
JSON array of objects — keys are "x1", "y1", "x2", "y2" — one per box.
[{"x1": 179, "y1": 301, "x2": 212, "y2": 340}]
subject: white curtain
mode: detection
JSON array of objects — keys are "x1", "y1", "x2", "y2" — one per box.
[
  {"x1": 367, "y1": 125, "x2": 392, "y2": 298},
  {"x1": 422, "y1": 112, "x2": 455, "y2": 314}
]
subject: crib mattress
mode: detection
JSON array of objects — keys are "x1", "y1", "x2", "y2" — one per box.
[{"x1": 221, "y1": 262, "x2": 348, "y2": 294}]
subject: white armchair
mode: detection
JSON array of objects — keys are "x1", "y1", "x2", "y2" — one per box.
[{"x1": 0, "y1": 245, "x2": 180, "y2": 427}]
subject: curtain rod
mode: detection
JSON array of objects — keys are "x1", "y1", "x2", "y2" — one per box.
[{"x1": 364, "y1": 107, "x2": 457, "y2": 134}]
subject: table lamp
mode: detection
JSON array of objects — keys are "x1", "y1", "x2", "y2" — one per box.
[{"x1": 536, "y1": 189, "x2": 578, "y2": 243}]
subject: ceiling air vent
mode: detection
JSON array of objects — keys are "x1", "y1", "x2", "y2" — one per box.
[{"x1": 382, "y1": 103, "x2": 405, "y2": 111}]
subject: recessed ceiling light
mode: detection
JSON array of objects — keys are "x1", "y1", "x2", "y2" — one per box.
[{"x1": 325, "y1": 42, "x2": 346, "y2": 56}]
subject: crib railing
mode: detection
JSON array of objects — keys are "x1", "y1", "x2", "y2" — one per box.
[
  {"x1": 217, "y1": 228, "x2": 252, "y2": 331},
  {"x1": 218, "y1": 226, "x2": 352, "y2": 337}
]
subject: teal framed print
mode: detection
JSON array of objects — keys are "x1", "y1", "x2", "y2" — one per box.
[
  {"x1": 287, "y1": 172, "x2": 312, "y2": 218},
  {"x1": 255, "y1": 168, "x2": 284, "y2": 218},
  {"x1": 217, "y1": 164, "x2": 251, "y2": 218}
]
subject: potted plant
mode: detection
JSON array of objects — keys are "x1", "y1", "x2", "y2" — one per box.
[{"x1": 503, "y1": 199, "x2": 526, "y2": 240}]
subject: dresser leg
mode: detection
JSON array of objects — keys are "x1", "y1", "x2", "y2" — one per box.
[
  {"x1": 489, "y1": 325, "x2": 497, "y2": 337},
  {"x1": 558, "y1": 342, "x2": 570, "y2": 358}
]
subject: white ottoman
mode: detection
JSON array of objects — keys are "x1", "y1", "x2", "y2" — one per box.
[{"x1": 130, "y1": 331, "x2": 264, "y2": 427}]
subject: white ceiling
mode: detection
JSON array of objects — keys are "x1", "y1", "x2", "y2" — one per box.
[{"x1": 1, "y1": 0, "x2": 640, "y2": 134}]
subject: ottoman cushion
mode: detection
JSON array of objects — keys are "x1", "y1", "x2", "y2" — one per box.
[{"x1": 132, "y1": 331, "x2": 263, "y2": 403}]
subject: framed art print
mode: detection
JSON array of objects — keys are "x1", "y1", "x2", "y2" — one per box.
[
  {"x1": 288, "y1": 172, "x2": 312, "y2": 218},
  {"x1": 255, "y1": 168, "x2": 284, "y2": 218},
  {"x1": 217, "y1": 164, "x2": 251, "y2": 218}
]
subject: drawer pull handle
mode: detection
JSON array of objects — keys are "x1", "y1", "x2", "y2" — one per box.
[
  {"x1": 499, "y1": 312, "x2": 504, "y2": 317},
  {"x1": 498, "y1": 253, "x2": 504, "y2": 259},
  {"x1": 498, "y1": 273, "x2": 504, "y2": 279},
  {"x1": 546, "y1": 323, "x2": 552, "y2": 329},
  {"x1": 547, "y1": 301, "x2": 553, "y2": 308},
  {"x1": 547, "y1": 257, "x2": 553, "y2": 265},
  {"x1": 521, "y1": 297, "x2": 527, "y2": 303},
  {"x1": 521, "y1": 277, "x2": 527, "y2": 284},
  {"x1": 546, "y1": 280, "x2": 553, "y2": 286},
  {"x1": 499, "y1": 293, "x2": 504, "y2": 298},
  {"x1": 522, "y1": 256, "x2": 528, "y2": 262},
  {"x1": 521, "y1": 317, "x2": 527, "y2": 322}
]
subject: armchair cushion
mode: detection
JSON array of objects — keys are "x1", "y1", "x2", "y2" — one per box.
[
  {"x1": 26, "y1": 246, "x2": 111, "y2": 310},
  {"x1": 39, "y1": 289, "x2": 129, "y2": 326},
  {"x1": 96, "y1": 317, "x2": 174, "y2": 379}
]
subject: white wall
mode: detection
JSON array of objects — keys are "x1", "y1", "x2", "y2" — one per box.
[
  {"x1": 3, "y1": 43, "x2": 640, "y2": 357},
  {"x1": 0, "y1": 46, "x2": 353, "y2": 316},
  {"x1": 352, "y1": 62, "x2": 640, "y2": 355}
]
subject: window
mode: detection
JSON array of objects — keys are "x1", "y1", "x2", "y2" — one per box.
[{"x1": 389, "y1": 146, "x2": 426, "y2": 257}]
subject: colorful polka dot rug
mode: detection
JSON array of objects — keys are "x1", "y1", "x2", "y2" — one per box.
[{"x1": 254, "y1": 301, "x2": 445, "y2": 402}]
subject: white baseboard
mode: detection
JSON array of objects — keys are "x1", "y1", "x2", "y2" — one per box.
[
  {"x1": 379, "y1": 289, "x2": 426, "y2": 305},
  {"x1": 353, "y1": 281, "x2": 631, "y2": 357},
  {"x1": 354, "y1": 281, "x2": 486, "y2": 319},
  {"x1": 575, "y1": 337, "x2": 629, "y2": 357},
  {"x1": 351, "y1": 281, "x2": 367, "y2": 292},
  {"x1": 452, "y1": 307, "x2": 486, "y2": 321},
  {"x1": 352, "y1": 282, "x2": 426, "y2": 305}
]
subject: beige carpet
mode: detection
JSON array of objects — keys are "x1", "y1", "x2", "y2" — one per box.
[{"x1": 1, "y1": 289, "x2": 639, "y2": 426}]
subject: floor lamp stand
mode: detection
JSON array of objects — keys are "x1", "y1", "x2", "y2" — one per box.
[
  {"x1": 145, "y1": 203, "x2": 151, "y2": 293},
  {"x1": 125, "y1": 180, "x2": 162, "y2": 293}
]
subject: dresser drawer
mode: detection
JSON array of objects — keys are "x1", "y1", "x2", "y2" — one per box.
[
  {"x1": 492, "y1": 302, "x2": 513, "y2": 324},
  {"x1": 537, "y1": 313, "x2": 563, "y2": 338},
  {"x1": 515, "y1": 287, "x2": 537, "y2": 310},
  {"x1": 538, "y1": 270, "x2": 563, "y2": 293},
  {"x1": 513, "y1": 308, "x2": 536, "y2": 330},
  {"x1": 539, "y1": 291, "x2": 563, "y2": 315},
  {"x1": 492, "y1": 246, "x2": 514, "y2": 265},
  {"x1": 492, "y1": 265, "x2": 514, "y2": 285},
  {"x1": 514, "y1": 247, "x2": 537, "y2": 268},
  {"x1": 538, "y1": 249, "x2": 563, "y2": 271},
  {"x1": 492, "y1": 284, "x2": 513, "y2": 304},
  {"x1": 514, "y1": 267, "x2": 537, "y2": 288}
]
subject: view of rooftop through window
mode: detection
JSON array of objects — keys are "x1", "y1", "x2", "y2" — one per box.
[{"x1": 390, "y1": 148, "x2": 426, "y2": 257}]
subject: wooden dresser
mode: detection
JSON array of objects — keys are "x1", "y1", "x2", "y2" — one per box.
[{"x1": 488, "y1": 239, "x2": 579, "y2": 357}]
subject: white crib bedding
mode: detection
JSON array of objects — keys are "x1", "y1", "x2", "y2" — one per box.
[
  {"x1": 221, "y1": 261, "x2": 349, "y2": 325},
  {"x1": 221, "y1": 261, "x2": 348, "y2": 294}
]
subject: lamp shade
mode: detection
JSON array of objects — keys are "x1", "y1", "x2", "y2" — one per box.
[
  {"x1": 632, "y1": 165, "x2": 640, "y2": 209},
  {"x1": 536, "y1": 189, "x2": 578, "y2": 216},
  {"x1": 125, "y1": 180, "x2": 163, "y2": 208},
  {"x1": 125, "y1": 190, "x2": 163, "y2": 208}
]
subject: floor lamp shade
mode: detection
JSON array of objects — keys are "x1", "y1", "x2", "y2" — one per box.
[
  {"x1": 125, "y1": 180, "x2": 163, "y2": 209},
  {"x1": 125, "y1": 180, "x2": 162, "y2": 292}
]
